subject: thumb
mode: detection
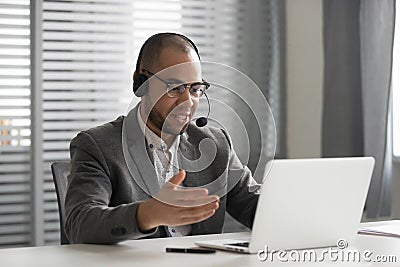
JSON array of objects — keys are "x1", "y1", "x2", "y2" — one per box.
[{"x1": 168, "y1": 170, "x2": 186, "y2": 187}]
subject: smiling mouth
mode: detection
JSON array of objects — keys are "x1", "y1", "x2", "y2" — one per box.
[
  {"x1": 169, "y1": 113, "x2": 191, "y2": 124},
  {"x1": 172, "y1": 114, "x2": 189, "y2": 119}
]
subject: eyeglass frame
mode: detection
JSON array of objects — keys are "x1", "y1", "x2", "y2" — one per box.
[{"x1": 141, "y1": 68, "x2": 210, "y2": 98}]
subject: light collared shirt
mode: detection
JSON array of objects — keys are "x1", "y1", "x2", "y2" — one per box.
[{"x1": 137, "y1": 105, "x2": 191, "y2": 237}]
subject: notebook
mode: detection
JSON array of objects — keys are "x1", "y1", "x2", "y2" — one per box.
[{"x1": 195, "y1": 157, "x2": 375, "y2": 253}]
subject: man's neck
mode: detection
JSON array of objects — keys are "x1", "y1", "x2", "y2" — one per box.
[{"x1": 139, "y1": 104, "x2": 176, "y2": 148}]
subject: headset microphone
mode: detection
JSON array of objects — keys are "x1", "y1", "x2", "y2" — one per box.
[{"x1": 195, "y1": 92, "x2": 210, "y2": 127}]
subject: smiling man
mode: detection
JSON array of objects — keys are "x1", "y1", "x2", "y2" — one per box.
[{"x1": 65, "y1": 33, "x2": 259, "y2": 244}]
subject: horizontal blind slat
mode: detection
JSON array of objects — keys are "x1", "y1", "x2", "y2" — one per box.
[
  {"x1": 43, "y1": 32, "x2": 128, "y2": 42},
  {"x1": 0, "y1": 234, "x2": 30, "y2": 245},
  {"x1": 43, "y1": 111, "x2": 122, "y2": 120},
  {"x1": 43, "y1": 42, "x2": 128, "y2": 52},
  {"x1": 43, "y1": 62, "x2": 125, "y2": 70},
  {"x1": 43, "y1": 11, "x2": 131, "y2": 23},
  {"x1": 43, "y1": 81, "x2": 127, "y2": 90},
  {"x1": 43, "y1": 2, "x2": 132, "y2": 13},
  {"x1": 0, "y1": 194, "x2": 30, "y2": 204},
  {"x1": 43, "y1": 51, "x2": 127, "y2": 61},
  {"x1": 43, "y1": 22, "x2": 132, "y2": 32},
  {"x1": 0, "y1": 224, "x2": 30, "y2": 234}
]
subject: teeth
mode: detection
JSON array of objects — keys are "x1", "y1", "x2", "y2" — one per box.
[{"x1": 172, "y1": 114, "x2": 189, "y2": 118}]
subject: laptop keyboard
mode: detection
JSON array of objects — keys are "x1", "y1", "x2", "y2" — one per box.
[{"x1": 225, "y1": 242, "x2": 250, "y2": 248}]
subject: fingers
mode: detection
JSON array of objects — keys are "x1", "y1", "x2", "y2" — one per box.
[
  {"x1": 173, "y1": 194, "x2": 219, "y2": 207},
  {"x1": 151, "y1": 196, "x2": 220, "y2": 227},
  {"x1": 157, "y1": 170, "x2": 220, "y2": 207},
  {"x1": 170, "y1": 201, "x2": 220, "y2": 226},
  {"x1": 157, "y1": 190, "x2": 219, "y2": 207},
  {"x1": 171, "y1": 187, "x2": 209, "y2": 199},
  {"x1": 177, "y1": 210, "x2": 216, "y2": 226},
  {"x1": 179, "y1": 200, "x2": 219, "y2": 218},
  {"x1": 158, "y1": 174, "x2": 217, "y2": 207}
]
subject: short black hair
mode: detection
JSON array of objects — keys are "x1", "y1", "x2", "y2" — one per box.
[{"x1": 138, "y1": 33, "x2": 200, "y2": 70}]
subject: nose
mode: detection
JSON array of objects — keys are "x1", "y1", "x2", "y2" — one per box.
[{"x1": 176, "y1": 86, "x2": 194, "y2": 108}]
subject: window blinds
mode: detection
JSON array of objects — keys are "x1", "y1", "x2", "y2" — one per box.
[
  {"x1": 40, "y1": 0, "x2": 133, "y2": 244},
  {"x1": 0, "y1": 0, "x2": 32, "y2": 248}
]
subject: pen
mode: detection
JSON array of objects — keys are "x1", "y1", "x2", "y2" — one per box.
[{"x1": 165, "y1": 247, "x2": 216, "y2": 254}]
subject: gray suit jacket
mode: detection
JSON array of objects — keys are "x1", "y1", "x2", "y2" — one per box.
[{"x1": 65, "y1": 104, "x2": 259, "y2": 244}]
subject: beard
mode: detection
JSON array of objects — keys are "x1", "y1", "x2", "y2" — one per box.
[{"x1": 148, "y1": 106, "x2": 190, "y2": 135}]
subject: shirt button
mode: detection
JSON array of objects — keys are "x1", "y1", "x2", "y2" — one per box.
[
  {"x1": 149, "y1": 144, "x2": 154, "y2": 149},
  {"x1": 171, "y1": 228, "x2": 176, "y2": 233}
]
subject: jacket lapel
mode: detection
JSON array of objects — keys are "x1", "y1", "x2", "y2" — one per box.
[
  {"x1": 178, "y1": 132, "x2": 200, "y2": 188},
  {"x1": 122, "y1": 103, "x2": 160, "y2": 197}
]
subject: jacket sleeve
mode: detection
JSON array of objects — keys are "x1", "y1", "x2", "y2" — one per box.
[
  {"x1": 65, "y1": 131, "x2": 157, "y2": 244},
  {"x1": 222, "y1": 129, "x2": 260, "y2": 229}
]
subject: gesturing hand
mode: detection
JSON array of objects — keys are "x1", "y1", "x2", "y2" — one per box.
[{"x1": 136, "y1": 170, "x2": 220, "y2": 232}]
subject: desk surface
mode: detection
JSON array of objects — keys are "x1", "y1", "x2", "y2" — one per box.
[{"x1": 1, "y1": 221, "x2": 400, "y2": 267}]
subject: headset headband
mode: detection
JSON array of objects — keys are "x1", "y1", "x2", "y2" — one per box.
[{"x1": 135, "y1": 32, "x2": 200, "y2": 77}]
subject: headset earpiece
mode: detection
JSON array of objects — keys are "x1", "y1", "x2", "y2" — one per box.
[{"x1": 133, "y1": 73, "x2": 149, "y2": 97}]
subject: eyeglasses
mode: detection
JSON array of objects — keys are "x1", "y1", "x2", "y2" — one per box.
[{"x1": 142, "y1": 69, "x2": 210, "y2": 98}]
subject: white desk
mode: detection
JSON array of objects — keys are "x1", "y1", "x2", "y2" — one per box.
[{"x1": 1, "y1": 221, "x2": 399, "y2": 267}]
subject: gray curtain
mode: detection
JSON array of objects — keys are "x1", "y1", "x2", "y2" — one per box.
[{"x1": 322, "y1": 0, "x2": 395, "y2": 218}]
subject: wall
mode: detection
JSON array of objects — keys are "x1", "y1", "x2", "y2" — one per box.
[
  {"x1": 392, "y1": 159, "x2": 400, "y2": 218},
  {"x1": 285, "y1": 0, "x2": 323, "y2": 158}
]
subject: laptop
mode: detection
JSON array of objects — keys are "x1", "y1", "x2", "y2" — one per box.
[{"x1": 195, "y1": 157, "x2": 375, "y2": 253}]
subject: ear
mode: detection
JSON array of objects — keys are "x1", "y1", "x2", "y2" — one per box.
[{"x1": 133, "y1": 70, "x2": 137, "y2": 80}]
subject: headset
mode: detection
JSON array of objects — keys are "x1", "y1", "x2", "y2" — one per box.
[
  {"x1": 133, "y1": 32, "x2": 210, "y2": 127},
  {"x1": 133, "y1": 32, "x2": 200, "y2": 97}
]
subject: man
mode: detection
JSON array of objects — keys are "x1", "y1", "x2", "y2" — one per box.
[{"x1": 65, "y1": 33, "x2": 259, "y2": 244}]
